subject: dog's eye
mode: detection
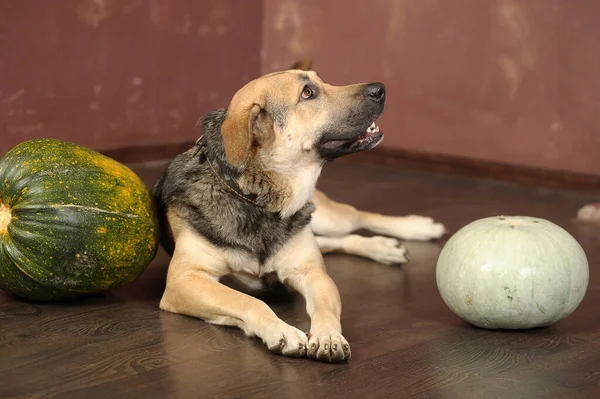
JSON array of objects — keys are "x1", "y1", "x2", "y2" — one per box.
[{"x1": 301, "y1": 86, "x2": 313, "y2": 99}]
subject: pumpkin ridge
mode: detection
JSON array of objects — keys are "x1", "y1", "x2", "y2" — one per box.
[
  {"x1": 13, "y1": 204, "x2": 142, "y2": 219},
  {"x1": 1, "y1": 236, "x2": 38, "y2": 282}
]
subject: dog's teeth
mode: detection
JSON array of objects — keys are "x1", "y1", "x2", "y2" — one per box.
[
  {"x1": 369, "y1": 122, "x2": 376, "y2": 129},
  {"x1": 374, "y1": 126, "x2": 379, "y2": 133}
]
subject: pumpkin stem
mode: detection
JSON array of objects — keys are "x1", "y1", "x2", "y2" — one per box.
[{"x1": 0, "y1": 202, "x2": 11, "y2": 234}]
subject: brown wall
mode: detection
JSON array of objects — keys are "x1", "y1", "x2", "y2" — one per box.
[
  {"x1": 262, "y1": 0, "x2": 600, "y2": 176},
  {"x1": 0, "y1": 0, "x2": 262, "y2": 154},
  {"x1": 2, "y1": 0, "x2": 600, "y2": 177}
]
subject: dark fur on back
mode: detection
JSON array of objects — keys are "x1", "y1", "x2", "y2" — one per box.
[{"x1": 152, "y1": 109, "x2": 315, "y2": 264}]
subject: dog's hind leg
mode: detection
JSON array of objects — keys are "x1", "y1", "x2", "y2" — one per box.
[
  {"x1": 311, "y1": 190, "x2": 446, "y2": 241},
  {"x1": 315, "y1": 235, "x2": 409, "y2": 264}
]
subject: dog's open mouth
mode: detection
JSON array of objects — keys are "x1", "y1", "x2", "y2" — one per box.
[
  {"x1": 355, "y1": 121, "x2": 381, "y2": 143},
  {"x1": 318, "y1": 120, "x2": 384, "y2": 159}
]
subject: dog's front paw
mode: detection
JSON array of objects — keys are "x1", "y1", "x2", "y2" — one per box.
[
  {"x1": 307, "y1": 331, "x2": 350, "y2": 363},
  {"x1": 262, "y1": 322, "x2": 308, "y2": 358},
  {"x1": 395, "y1": 215, "x2": 446, "y2": 241}
]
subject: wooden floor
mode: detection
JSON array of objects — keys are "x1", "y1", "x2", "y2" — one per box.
[{"x1": 2, "y1": 161, "x2": 600, "y2": 399}]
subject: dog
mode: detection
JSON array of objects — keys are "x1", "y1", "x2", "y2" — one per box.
[{"x1": 152, "y1": 61, "x2": 445, "y2": 363}]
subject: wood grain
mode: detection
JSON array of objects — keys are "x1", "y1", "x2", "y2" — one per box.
[{"x1": 1, "y1": 161, "x2": 600, "y2": 399}]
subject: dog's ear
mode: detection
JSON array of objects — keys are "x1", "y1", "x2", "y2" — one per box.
[
  {"x1": 253, "y1": 108, "x2": 274, "y2": 144},
  {"x1": 221, "y1": 103, "x2": 269, "y2": 167},
  {"x1": 290, "y1": 58, "x2": 312, "y2": 71}
]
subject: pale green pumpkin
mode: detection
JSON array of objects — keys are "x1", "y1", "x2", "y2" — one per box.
[{"x1": 436, "y1": 216, "x2": 589, "y2": 329}]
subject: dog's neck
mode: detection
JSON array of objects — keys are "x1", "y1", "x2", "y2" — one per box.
[
  {"x1": 200, "y1": 109, "x2": 320, "y2": 218},
  {"x1": 238, "y1": 160, "x2": 322, "y2": 218}
]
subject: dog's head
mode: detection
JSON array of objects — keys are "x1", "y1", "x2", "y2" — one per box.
[{"x1": 218, "y1": 66, "x2": 385, "y2": 171}]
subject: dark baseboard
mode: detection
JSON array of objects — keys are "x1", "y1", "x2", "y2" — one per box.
[
  {"x1": 341, "y1": 148, "x2": 600, "y2": 192},
  {"x1": 101, "y1": 141, "x2": 600, "y2": 193},
  {"x1": 100, "y1": 141, "x2": 195, "y2": 165}
]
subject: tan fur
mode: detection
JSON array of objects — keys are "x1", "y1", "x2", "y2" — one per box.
[
  {"x1": 161, "y1": 68, "x2": 445, "y2": 363},
  {"x1": 311, "y1": 190, "x2": 445, "y2": 264},
  {"x1": 221, "y1": 70, "x2": 363, "y2": 217},
  {"x1": 220, "y1": 103, "x2": 262, "y2": 167},
  {"x1": 290, "y1": 58, "x2": 313, "y2": 71},
  {"x1": 161, "y1": 209, "x2": 348, "y2": 360}
]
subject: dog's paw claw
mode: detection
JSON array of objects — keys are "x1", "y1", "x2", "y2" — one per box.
[
  {"x1": 307, "y1": 332, "x2": 350, "y2": 363},
  {"x1": 264, "y1": 323, "x2": 308, "y2": 358}
]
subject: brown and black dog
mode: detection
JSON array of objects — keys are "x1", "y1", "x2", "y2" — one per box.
[{"x1": 152, "y1": 60, "x2": 445, "y2": 363}]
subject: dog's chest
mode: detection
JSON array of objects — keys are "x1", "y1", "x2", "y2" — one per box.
[
  {"x1": 219, "y1": 201, "x2": 316, "y2": 265},
  {"x1": 163, "y1": 156, "x2": 317, "y2": 265},
  {"x1": 226, "y1": 250, "x2": 264, "y2": 275},
  {"x1": 236, "y1": 203, "x2": 314, "y2": 266}
]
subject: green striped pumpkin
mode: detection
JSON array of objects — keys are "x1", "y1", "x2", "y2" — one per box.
[{"x1": 0, "y1": 139, "x2": 159, "y2": 300}]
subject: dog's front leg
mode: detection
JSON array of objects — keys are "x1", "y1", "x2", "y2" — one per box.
[
  {"x1": 160, "y1": 233, "x2": 308, "y2": 358},
  {"x1": 277, "y1": 228, "x2": 351, "y2": 363},
  {"x1": 300, "y1": 269, "x2": 350, "y2": 362}
]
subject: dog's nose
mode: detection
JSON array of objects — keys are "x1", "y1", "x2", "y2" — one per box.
[{"x1": 366, "y1": 83, "x2": 385, "y2": 102}]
